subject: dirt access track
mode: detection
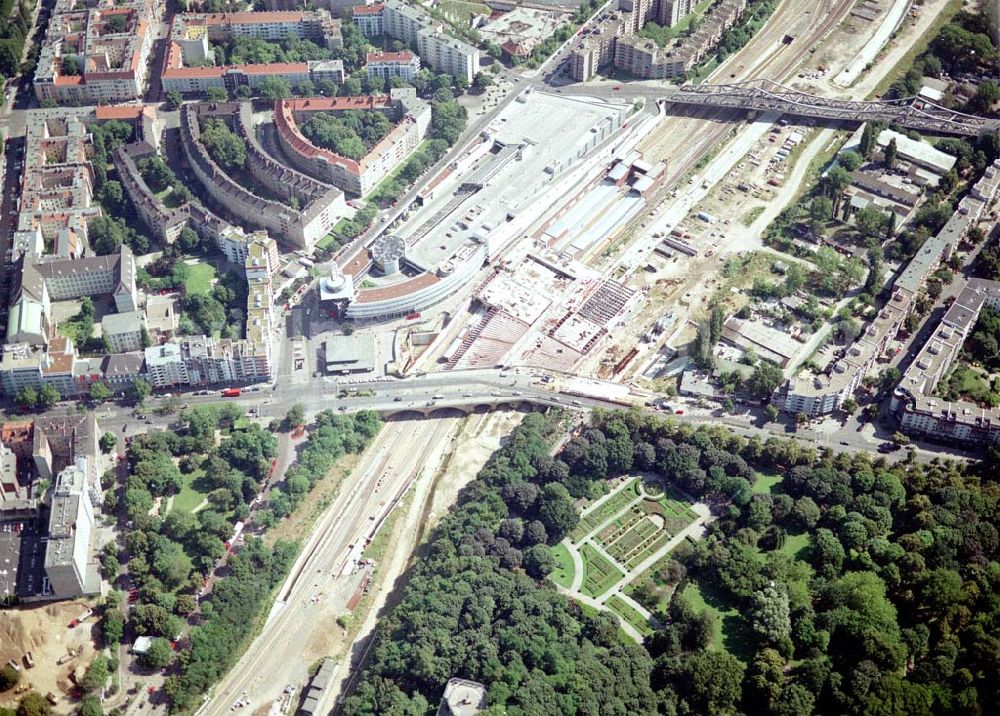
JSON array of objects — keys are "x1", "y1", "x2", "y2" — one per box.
[{"x1": 1, "y1": 599, "x2": 101, "y2": 713}]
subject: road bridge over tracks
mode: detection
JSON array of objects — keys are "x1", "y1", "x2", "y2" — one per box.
[{"x1": 665, "y1": 79, "x2": 1000, "y2": 136}]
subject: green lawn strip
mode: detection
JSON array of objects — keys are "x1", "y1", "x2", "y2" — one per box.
[
  {"x1": 606, "y1": 595, "x2": 654, "y2": 637},
  {"x1": 752, "y1": 471, "x2": 784, "y2": 494},
  {"x1": 580, "y1": 543, "x2": 624, "y2": 599},
  {"x1": 549, "y1": 542, "x2": 576, "y2": 590},
  {"x1": 437, "y1": 0, "x2": 490, "y2": 24},
  {"x1": 181, "y1": 262, "x2": 216, "y2": 297},
  {"x1": 172, "y1": 467, "x2": 209, "y2": 513},
  {"x1": 681, "y1": 580, "x2": 754, "y2": 661}
]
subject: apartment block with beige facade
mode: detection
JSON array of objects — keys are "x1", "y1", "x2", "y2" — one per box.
[
  {"x1": 273, "y1": 88, "x2": 430, "y2": 197},
  {"x1": 567, "y1": 0, "x2": 744, "y2": 81},
  {"x1": 34, "y1": 0, "x2": 158, "y2": 105},
  {"x1": 891, "y1": 278, "x2": 1000, "y2": 445},
  {"x1": 161, "y1": 10, "x2": 343, "y2": 95},
  {"x1": 179, "y1": 102, "x2": 347, "y2": 249}
]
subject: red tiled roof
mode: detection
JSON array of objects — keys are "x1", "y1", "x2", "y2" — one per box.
[
  {"x1": 353, "y1": 4, "x2": 384, "y2": 15},
  {"x1": 199, "y1": 11, "x2": 307, "y2": 24},
  {"x1": 366, "y1": 51, "x2": 415, "y2": 63},
  {"x1": 94, "y1": 105, "x2": 145, "y2": 120}
]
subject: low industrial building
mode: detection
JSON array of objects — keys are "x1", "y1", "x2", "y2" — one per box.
[{"x1": 323, "y1": 334, "x2": 377, "y2": 374}]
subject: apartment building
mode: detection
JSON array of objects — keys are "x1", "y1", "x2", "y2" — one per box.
[
  {"x1": 114, "y1": 142, "x2": 189, "y2": 244},
  {"x1": 7, "y1": 246, "x2": 138, "y2": 350},
  {"x1": 179, "y1": 103, "x2": 347, "y2": 248},
  {"x1": 890, "y1": 278, "x2": 1000, "y2": 444},
  {"x1": 143, "y1": 336, "x2": 272, "y2": 388},
  {"x1": 353, "y1": 3, "x2": 384, "y2": 36},
  {"x1": 362, "y1": 0, "x2": 480, "y2": 83},
  {"x1": 100, "y1": 311, "x2": 145, "y2": 353},
  {"x1": 777, "y1": 160, "x2": 1000, "y2": 417},
  {"x1": 366, "y1": 51, "x2": 420, "y2": 82},
  {"x1": 144, "y1": 343, "x2": 188, "y2": 387},
  {"x1": 567, "y1": 0, "x2": 743, "y2": 81},
  {"x1": 161, "y1": 11, "x2": 343, "y2": 94},
  {"x1": 171, "y1": 10, "x2": 342, "y2": 47},
  {"x1": 274, "y1": 88, "x2": 431, "y2": 196},
  {"x1": 34, "y1": 0, "x2": 157, "y2": 105},
  {"x1": 45, "y1": 457, "x2": 100, "y2": 598}
]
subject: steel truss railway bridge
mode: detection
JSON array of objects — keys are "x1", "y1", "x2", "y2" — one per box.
[{"x1": 665, "y1": 79, "x2": 1000, "y2": 136}]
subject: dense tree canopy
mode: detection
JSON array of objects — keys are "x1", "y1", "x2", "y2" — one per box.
[{"x1": 344, "y1": 407, "x2": 1000, "y2": 715}]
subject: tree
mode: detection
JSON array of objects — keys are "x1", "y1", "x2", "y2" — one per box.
[
  {"x1": 744, "y1": 647, "x2": 786, "y2": 712},
  {"x1": 102, "y1": 610, "x2": 124, "y2": 646},
  {"x1": 88, "y1": 215, "x2": 125, "y2": 255},
  {"x1": 537, "y1": 482, "x2": 578, "y2": 541},
  {"x1": 166, "y1": 91, "x2": 183, "y2": 110},
  {"x1": 257, "y1": 76, "x2": 291, "y2": 100},
  {"x1": 884, "y1": 137, "x2": 898, "y2": 169},
  {"x1": 90, "y1": 382, "x2": 112, "y2": 403},
  {"x1": 748, "y1": 360, "x2": 783, "y2": 399},
  {"x1": 859, "y1": 122, "x2": 877, "y2": 158},
  {"x1": 37, "y1": 384, "x2": 60, "y2": 409},
  {"x1": 765, "y1": 404, "x2": 780, "y2": 421},
  {"x1": 286, "y1": 403, "x2": 305, "y2": 428},
  {"x1": 80, "y1": 695, "x2": 102, "y2": 716},
  {"x1": 142, "y1": 637, "x2": 174, "y2": 669},
  {"x1": 810, "y1": 195, "x2": 833, "y2": 222},
  {"x1": 99, "y1": 432, "x2": 118, "y2": 453},
  {"x1": 16, "y1": 693, "x2": 50, "y2": 716},
  {"x1": 673, "y1": 650, "x2": 746, "y2": 716},
  {"x1": 751, "y1": 583, "x2": 791, "y2": 643},
  {"x1": 524, "y1": 544, "x2": 556, "y2": 578},
  {"x1": 839, "y1": 150, "x2": 863, "y2": 172},
  {"x1": 128, "y1": 378, "x2": 151, "y2": 405},
  {"x1": 205, "y1": 86, "x2": 228, "y2": 101},
  {"x1": 15, "y1": 386, "x2": 37, "y2": 409},
  {"x1": 856, "y1": 206, "x2": 888, "y2": 238},
  {"x1": 80, "y1": 655, "x2": 110, "y2": 693},
  {"x1": 61, "y1": 56, "x2": 80, "y2": 76},
  {"x1": 200, "y1": 118, "x2": 246, "y2": 170},
  {"x1": 841, "y1": 397, "x2": 858, "y2": 415},
  {"x1": 0, "y1": 664, "x2": 19, "y2": 691}
]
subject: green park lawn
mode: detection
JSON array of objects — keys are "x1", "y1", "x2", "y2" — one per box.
[
  {"x1": 752, "y1": 472, "x2": 784, "y2": 494},
  {"x1": 777, "y1": 531, "x2": 812, "y2": 562},
  {"x1": 438, "y1": 0, "x2": 491, "y2": 24},
  {"x1": 550, "y1": 542, "x2": 576, "y2": 590},
  {"x1": 181, "y1": 262, "x2": 216, "y2": 297},
  {"x1": 681, "y1": 580, "x2": 754, "y2": 660},
  {"x1": 172, "y1": 467, "x2": 210, "y2": 513}
]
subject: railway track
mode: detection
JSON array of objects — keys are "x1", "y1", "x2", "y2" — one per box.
[
  {"x1": 200, "y1": 417, "x2": 458, "y2": 716},
  {"x1": 641, "y1": 0, "x2": 855, "y2": 183}
]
